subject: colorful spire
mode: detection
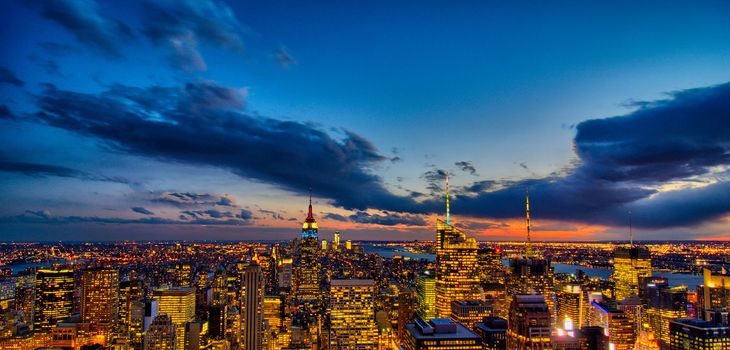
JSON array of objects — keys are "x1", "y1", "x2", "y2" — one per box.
[
  {"x1": 445, "y1": 173, "x2": 451, "y2": 225},
  {"x1": 306, "y1": 187, "x2": 314, "y2": 221},
  {"x1": 525, "y1": 188, "x2": 534, "y2": 257}
]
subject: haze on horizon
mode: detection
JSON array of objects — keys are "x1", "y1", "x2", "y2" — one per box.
[{"x1": 1, "y1": 0, "x2": 729, "y2": 242}]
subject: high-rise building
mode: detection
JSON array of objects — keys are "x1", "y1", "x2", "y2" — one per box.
[
  {"x1": 611, "y1": 245, "x2": 652, "y2": 301},
  {"x1": 211, "y1": 264, "x2": 228, "y2": 307},
  {"x1": 435, "y1": 175, "x2": 480, "y2": 317},
  {"x1": 264, "y1": 295, "x2": 283, "y2": 344},
  {"x1": 329, "y1": 279, "x2": 378, "y2": 349},
  {"x1": 552, "y1": 316, "x2": 581, "y2": 350},
  {"x1": 416, "y1": 272, "x2": 436, "y2": 320},
  {"x1": 207, "y1": 305, "x2": 226, "y2": 340},
  {"x1": 240, "y1": 261, "x2": 264, "y2": 350},
  {"x1": 171, "y1": 263, "x2": 193, "y2": 288},
  {"x1": 506, "y1": 294, "x2": 551, "y2": 350},
  {"x1": 333, "y1": 231, "x2": 341, "y2": 251},
  {"x1": 475, "y1": 316, "x2": 507, "y2": 350},
  {"x1": 403, "y1": 318, "x2": 482, "y2": 350},
  {"x1": 80, "y1": 268, "x2": 119, "y2": 338},
  {"x1": 397, "y1": 290, "x2": 418, "y2": 343},
  {"x1": 321, "y1": 239, "x2": 328, "y2": 251},
  {"x1": 557, "y1": 285, "x2": 584, "y2": 329},
  {"x1": 132, "y1": 298, "x2": 160, "y2": 346},
  {"x1": 590, "y1": 302, "x2": 635, "y2": 350},
  {"x1": 144, "y1": 314, "x2": 176, "y2": 350},
  {"x1": 696, "y1": 268, "x2": 730, "y2": 316},
  {"x1": 477, "y1": 247, "x2": 505, "y2": 284},
  {"x1": 669, "y1": 318, "x2": 730, "y2": 350},
  {"x1": 645, "y1": 285, "x2": 688, "y2": 347},
  {"x1": 577, "y1": 326, "x2": 609, "y2": 350},
  {"x1": 450, "y1": 300, "x2": 492, "y2": 331},
  {"x1": 152, "y1": 287, "x2": 195, "y2": 350},
  {"x1": 294, "y1": 193, "x2": 321, "y2": 301},
  {"x1": 33, "y1": 268, "x2": 74, "y2": 333},
  {"x1": 345, "y1": 240, "x2": 353, "y2": 250},
  {"x1": 120, "y1": 279, "x2": 144, "y2": 339},
  {"x1": 277, "y1": 258, "x2": 293, "y2": 290}
]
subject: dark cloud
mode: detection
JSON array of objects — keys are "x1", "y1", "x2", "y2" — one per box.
[
  {"x1": 274, "y1": 47, "x2": 297, "y2": 69},
  {"x1": 30, "y1": 0, "x2": 133, "y2": 58},
  {"x1": 325, "y1": 211, "x2": 426, "y2": 226},
  {"x1": 141, "y1": 0, "x2": 245, "y2": 71},
  {"x1": 455, "y1": 161, "x2": 477, "y2": 175},
  {"x1": 443, "y1": 81, "x2": 730, "y2": 228},
  {"x1": 421, "y1": 169, "x2": 448, "y2": 194},
  {"x1": 131, "y1": 207, "x2": 154, "y2": 215},
  {"x1": 155, "y1": 191, "x2": 237, "y2": 207},
  {"x1": 3, "y1": 210, "x2": 250, "y2": 225},
  {"x1": 0, "y1": 67, "x2": 24, "y2": 86},
  {"x1": 29, "y1": 80, "x2": 422, "y2": 213},
  {"x1": 259, "y1": 209, "x2": 285, "y2": 220},
  {"x1": 0, "y1": 160, "x2": 130, "y2": 184},
  {"x1": 0, "y1": 105, "x2": 15, "y2": 120}
]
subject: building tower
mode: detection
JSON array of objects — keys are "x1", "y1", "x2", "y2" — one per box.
[
  {"x1": 435, "y1": 175, "x2": 481, "y2": 317},
  {"x1": 120, "y1": 279, "x2": 144, "y2": 340},
  {"x1": 33, "y1": 268, "x2": 74, "y2": 333},
  {"x1": 81, "y1": 268, "x2": 119, "y2": 339},
  {"x1": 240, "y1": 261, "x2": 265, "y2": 350},
  {"x1": 152, "y1": 287, "x2": 195, "y2": 350},
  {"x1": 556, "y1": 284, "x2": 584, "y2": 329},
  {"x1": 143, "y1": 314, "x2": 176, "y2": 350},
  {"x1": 329, "y1": 279, "x2": 379, "y2": 349},
  {"x1": 506, "y1": 295, "x2": 552, "y2": 350},
  {"x1": 294, "y1": 190, "x2": 321, "y2": 301},
  {"x1": 416, "y1": 272, "x2": 437, "y2": 320},
  {"x1": 333, "y1": 231, "x2": 341, "y2": 251},
  {"x1": 506, "y1": 191, "x2": 555, "y2": 323},
  {"x1": 611, "y1": 245, "x2": 652, "y2": 302}
]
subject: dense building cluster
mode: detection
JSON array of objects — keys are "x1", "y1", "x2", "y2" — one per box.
[{"x1": 0, "y1": 188, "x2": 729, "y2": 350}]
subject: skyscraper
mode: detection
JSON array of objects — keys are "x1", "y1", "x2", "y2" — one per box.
[
  {"x1": 590, "y1": 302, "x2": 635, "y2": 350},
  {"x1": 557, "y1": 284, "x2": 584, "y2": 329},
  {"x1": 240, "y1": 261, "x2": 265, "y2": 350},
  {"x1": 669, "y1": 318, "x2": 730, "y2": 350},
  {"x1": 475, "y1": 317, "x2": 508, "y2": 350},
  {"x1": 80, "y1": 268, "x2": 119, "y2": 338},
  {"x1": 450, "y1": 300, "x2": 492, "y2": 331},
  {"x1": 294, "y1": 191, "x2": 321, "y2": 301},
  {"x1": 211, "y1": 264, "x2": 228, "y2": 307},
  {"x1": 645, "y1": 285, "x2": 688, "y2": 348},
  {"x1": 329, "y1": 279, "x2": 378, "y2": 349},
  {"x1": 403, "y1": 318, "x2": 482, "y2": 350},
  {"x1": 152, "y1": 287, "x2": 196, "y2": 350},
  {"x1": 144, "y1": 314, "x2": 176, "y2": 350},
  {"x1": 696, "y1": 268, "x2": 730, "y2": 316},
  {"x1": 435, "y1": 175, "x2": 480, "y2": 317},
  {"x1": 33, "y1": 268, "x2": 74, "y2": 333},
  {"x1": 506, "y1": 295, "x2": 552, "y2": 350},
  {"x1": 120, "y1": 279, "x2": 144, "y2": 340},
  {"x1": 416, "y1": 272, "x2": 436, "y2": 320},
  {"x1": 333, "y1": 231, "x2": 341, "y2": 251},
  {"x1": 611, "y1": 245, "x2": 652, "y2": 302}
]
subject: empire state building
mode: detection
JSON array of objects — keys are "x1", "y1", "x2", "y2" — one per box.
[{"x1": 294, "y1": 191, "x2": 322, "y2": 301}]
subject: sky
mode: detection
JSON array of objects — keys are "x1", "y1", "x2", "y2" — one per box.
[{"x1": 1, "y1": 0, "x2": 729, "y2": 242}]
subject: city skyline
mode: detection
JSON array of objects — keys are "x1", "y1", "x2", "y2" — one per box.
[{"x1": 2, "y1": 0, "x2": 730, "y2": 241}]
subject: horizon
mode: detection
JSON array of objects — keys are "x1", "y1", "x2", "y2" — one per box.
[{"x1": 2, "y1": 0, "x2": 730, "y2": 242}]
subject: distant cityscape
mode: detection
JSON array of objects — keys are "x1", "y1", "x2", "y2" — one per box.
[{"x1": 0, "y1": 189, "x2": 729, "y2": 350}]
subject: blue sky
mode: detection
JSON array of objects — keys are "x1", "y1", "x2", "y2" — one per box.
[{"x1": 1, "y1": 0, "x2": 729, "y2": 241}]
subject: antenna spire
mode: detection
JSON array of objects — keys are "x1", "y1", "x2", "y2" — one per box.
[
  {"x1": 445, "y1": 173, "x2": 451, "y2": 225},
  {"x1": 306, "y1": 188, "x2": 314, "y2": 221},
  {"x1": 525, "y1": 188, "x2": 534, "y2": 257}
]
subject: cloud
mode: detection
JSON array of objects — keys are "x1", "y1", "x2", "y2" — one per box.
[
  {"x1": 455, "y1": 161, "x2": 477, "y2": 175},
  {"x1": 324, "y1": 211, "x2": 426, "y2": 226},
  {"x1": 131, "y1": 207, "x2": 154, "y2": 215},
  {"x1": 155, "y1": 191, "x2": 238, "y2": 207},
  {"x1": 0, "y1": 105, "x2": 15, "y2": 120},
  {"x1": 29, "y1": 80, "x2": 422, "y2": 213},
  {"x1": 4, "y1": 208, "x2": 252, "y2": 226},
  {"x1": 0, "y1": 67, "x2": 24, "y2": 86},
  {"x1": 0, "y1": 160, "x2": 131, "y2": 184},
  {"x1": 259, "y1": 209, "x2": 285, "y2": 220},
  {"x1": 141, "y1": 0, "x2": 245, "y2": 71},
  {"x1": 274, "y1": 47, "x2": 297, "y2": 69},
  {"x1": 421, "y1": 169, "x2": 448, "y2": 194},
  {"x1": 443, "y1": 81, "x2": 730, "y2": 228},
  {"x1": 30, "y1": 0, "x2": 133, "y2": 58}
]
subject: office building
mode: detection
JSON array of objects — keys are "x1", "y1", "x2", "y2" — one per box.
[
  {"x1": 120, "y1": 279, "x2": 144, "y2": 338},
  {"x1": 80, "y1": 268, "x2": 119, "y2": 337},
  {"x1": 403, "y1": 318, "x2": 481, "y2": 350},
  {"x1": 646, "y1": 285, "x2": 688, "y2": 347},
  {"x1": 557, "y1": 285, "x2": 584, "y2": 329},
  {"x1": 33, "y1": 268, "x2": 74, "y2": 333},
  {"x1": 590, "y1": 302, "x2": 635, "y2": 350},
  {"x1": 669, "y1": 318, "x2": 730, "y2": 350},
  {"x1": 329, "y1": 279, "x2": 378, "y2": 349},
  {"x1": 416, "y1": 272, "x2": 437, "y2": 320},
  {"x1": 696, "y1": 268, "x2": 730, "y2": 316},
  {"x1": 578, "y1": 326, "x2": 609, "y2": 350},
  {"x1": 611, "y1": 245, "x2": 652, "y2": 301},
  {"x1": 240, "y1": 261, "x2": 265, "y2": 350},
  {"x1": 144, "y1": 314, "x2": 176, "y2": 350},
  {"x1": 450, "y1": 299, "x2": 492, "y2": 331},
  {"x1": 153, "y1": 287, "x2": 196, "y2": 350},
  {"x1": 475, "y1": 316, "x2": 507, "y2": 350},
  {"x1": 507, "y1": 294, "x2": 552, "y2": 350},
  {"x1": 333, "y1": 231, "x2": 341, "y2": 251}
]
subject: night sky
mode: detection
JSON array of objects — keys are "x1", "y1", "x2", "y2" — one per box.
[{"x1": 1, "y1": 0, "x2": 729, "y2": 241}]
